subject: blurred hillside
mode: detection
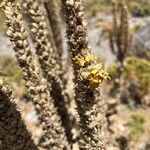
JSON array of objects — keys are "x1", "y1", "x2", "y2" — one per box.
[{"x1": 85, "y1": 0, "x2": 150, "y2": 16}]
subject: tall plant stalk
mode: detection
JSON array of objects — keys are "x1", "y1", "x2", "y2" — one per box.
[
  {"x1": 61, "y1": 0, "x2": 110, "y2": 149},
  {"x1": 2, "y1": 1, "x2": 69, "y2": 149},
  {"x1": 109, "y1": 0, "x2": 132, "y2": 95},
  {"x1": 23, "y1": 0, "x2": 73, "y2": 143},
  {"x1": 44, "y1": 0, "x2": 63, "y2": 58},
  {"x1": 0, "y1": 78, "x2": 38, "y2": 150},
  {"x1": 110, "y1": 0, "x2": 131, "y2": 66}
]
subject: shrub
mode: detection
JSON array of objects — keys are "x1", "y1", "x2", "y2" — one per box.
[
  {"x1": 124, "y1": 57, "x2": 150, "y2": 96},
  {"x1": 127, "y1": 113, "x2": 146, "y2": 140},
  {"x1": 129, "y1": 0, "x2": 150, "y2": 16},
  {"x1": 109, "y1": 57, "x2": 150, "y2": 97},
  {"x1": 108, "y1": 64, "x2": 119, "y2": 79},
  {"x1": 85, "y1": 0, "x2": 111, "y2": 15}
]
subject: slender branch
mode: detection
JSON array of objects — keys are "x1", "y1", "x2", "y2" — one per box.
[
  {"x1": 109, "y1": 30, "x2": 115, "y2": 55},
  {"x1": 111, "y1": 0, "x2": 131, "y2": 64},
  {"x1": 120, "y1": 0, "x2": 130, "y2": 54}
]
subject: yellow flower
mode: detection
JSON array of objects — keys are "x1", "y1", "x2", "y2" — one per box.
[
  {"x1": 88, "y1": 64, "x2": 102, "y2": 75},
  {"x1": 85, "y1": 64, "x2": 110, "y2": 90},
  {"x1": 75, "y1": 49, "x2": 95, "y2": 67},
  {"x1": 88, "y1": 79, "x2": 100, "y2": 90}
]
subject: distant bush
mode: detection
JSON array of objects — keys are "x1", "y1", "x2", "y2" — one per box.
[
  {"x1": 109, "y1": 65, "x2": 119, "y2": 79},
  {"x1": 124, "y1": 57, "x2": 150, "y2": 96},
  {"x1": 129, "y1": 0, "x2": 150, "y2": 16},
  {"x1": 127, "y1": 113, "x2": 146, "y2": 140},
  {"x1": 109, "y1": 57, "x2": 150, "y2": 101},
  {"x1": 85, "y1": 0, "x2": 111, "y2": 15},
  {"x1": 132, "y1": 23, "x2": 144, "y2": 33}
]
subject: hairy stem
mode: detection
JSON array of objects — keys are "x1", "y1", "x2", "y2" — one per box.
[
  {"x1": 62, "y1": 0, "x2": 109, "y2": 149},
  {"x1": 44, "y1": 0, "x2": 63, "y2": 58},
  {"x1": 23, "y1": 0, "x2": 74, "y2": 143},
  {"x1": 0, "y1": 78, "x2": 38, "y2": 150},
  {"x1": 2, "y1": 2, "x2": 69, "y2": 149}
]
